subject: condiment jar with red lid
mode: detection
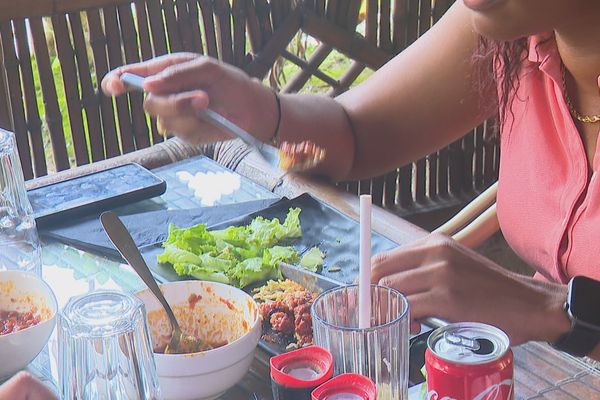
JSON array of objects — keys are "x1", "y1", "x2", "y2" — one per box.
[
  {"x1": 311, "y1": 373, "x2": 377, "y2": 400},
  {"x1": 270, "y1": 346, "x2": 334, "y2": 400}
]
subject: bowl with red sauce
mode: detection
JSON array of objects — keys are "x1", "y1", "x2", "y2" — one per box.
[
  {"x1": 0, "y1": 270, "x2": 58, "y2": 378},
  {"x1": 136, "y1": 280, "x2": 261, "y2": 400}
]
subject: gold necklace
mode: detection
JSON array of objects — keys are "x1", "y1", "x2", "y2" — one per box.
[{"x1": 561, "y1": 64, "x2": 600, "y2": 123}]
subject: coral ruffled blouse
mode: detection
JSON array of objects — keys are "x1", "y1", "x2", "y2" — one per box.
[{"x1": 497, "y1": 34, "x2": 600, "y2": 283}]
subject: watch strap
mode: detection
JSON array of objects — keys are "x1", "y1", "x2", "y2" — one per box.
[{"x1": 553, "y1": 321, "x2": 600, "y2": 357}]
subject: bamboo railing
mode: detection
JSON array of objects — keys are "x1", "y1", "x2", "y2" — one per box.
[{"x1": 0, "y1": 0, "x2": 498, "y2": 216}]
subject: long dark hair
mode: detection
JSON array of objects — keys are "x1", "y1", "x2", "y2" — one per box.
[{"x1": 474, "y1": 37, "x2": 530, "y2": 130}]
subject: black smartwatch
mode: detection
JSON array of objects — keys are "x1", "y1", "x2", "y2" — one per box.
[{"x1": 553, "y1": 276, "x2": 600, "y2": 357}]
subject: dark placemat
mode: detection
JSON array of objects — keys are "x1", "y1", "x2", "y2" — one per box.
[
  {"x1": 142, "y1": 192, "x2": 399, "y2": 286},
  {"x1": 40, "y1": 198, "x2": 282, "y2": 260}
]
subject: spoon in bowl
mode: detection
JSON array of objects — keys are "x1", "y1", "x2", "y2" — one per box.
[{"x1": 100, "y1": 211, "x2": 208, "y2": 354}]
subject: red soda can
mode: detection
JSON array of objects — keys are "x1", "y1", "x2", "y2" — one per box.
[{"x1": 425, "y1": 322, "x2": 514, "y2": 400}]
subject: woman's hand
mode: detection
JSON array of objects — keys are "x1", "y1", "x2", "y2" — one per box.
[
  {"x1": 101, "y1": 53, "x2": 278, "y2": 145},
  {"x1": 371, "y1": 233, "x2": 570, "y2": 345},
  {"x1": 0, "y1": 372, "x2": 57, "y2": 400}
]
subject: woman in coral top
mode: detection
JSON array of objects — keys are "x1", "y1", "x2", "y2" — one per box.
[{"x1": 103, "y1": 1, "x2": 600, "y2": 358}]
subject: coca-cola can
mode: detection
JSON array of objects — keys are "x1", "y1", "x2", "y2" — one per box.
[{"x1": 425, "y1": 322, "x2": 514, "y2": 400}]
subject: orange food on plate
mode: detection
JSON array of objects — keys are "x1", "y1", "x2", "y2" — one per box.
[
  {"x1": 278, "y1": 140, "x2": 326, "y2": 171},
  {"x1": 253, "y1": 280, "x2": 317, "y2": 348}
]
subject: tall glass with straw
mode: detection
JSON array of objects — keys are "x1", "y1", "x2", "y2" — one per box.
[{"x1": 311, "y1": 195, "x2": 410, "y2": 399}]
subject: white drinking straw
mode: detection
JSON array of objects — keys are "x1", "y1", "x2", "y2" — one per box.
[{"x1": 359, "y1": 194, "x2": 372, "y2": 329}]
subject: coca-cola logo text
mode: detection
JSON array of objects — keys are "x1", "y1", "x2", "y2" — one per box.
[{"x1": 427, "y1": 379, "x2": 513, "y2": 400}]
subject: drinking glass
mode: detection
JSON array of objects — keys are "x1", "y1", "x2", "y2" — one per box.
[
  {"x1": 311, "y1": 284, "x2": 410, "y2": 400},
  {"x1": 0, "y1": 128, "x2": 41, "y2": 274},
  {"x1": 58, "y1": 290, "x2": 161, "y2": 399}
]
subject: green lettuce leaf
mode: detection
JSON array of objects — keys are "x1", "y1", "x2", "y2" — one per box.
[
  {"x1": 198, "y1": 253, "x2": 233, "y2": 271},
  {"x1": 299, "y1": 246, "x2": 325, "y2": 272},
  {"x1": 247, "y1": 216, "x2": 285, "y2": 247},
  {"x1": 157, "y1": 244, "x2": 202, "y2": 265},
  {"x1": 229, "y1": 257, "x2": 279, "y2": 288},
  {"x1": 282, "y1": 207, "x2": 302, "y2": 238},
  {"x1": 246, "y1": 207, "x2": 302, "y2": 247},
  {"x1": 263, "y1": 245, "x2": 299, "y2": 267},
  {"x1": 163, "y1": 223, "x2": 216, "y2": 254},
  {"x1": 173, "y1": 263, "x2": 230, "y2": 284},
  {"x1": 158, "y1": 208, "x2": 307, "y2": 288},
  {"x1": 211, "y1": 225, "x2": 250, "y2": 248}
]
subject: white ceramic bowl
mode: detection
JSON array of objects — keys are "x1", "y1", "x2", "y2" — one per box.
[
  {"x1": 0, "y1": 270, "x2": 58, "y2": 378},
  {"x1": 136, "y1": 280, "x2": 261, "y2": 400}
]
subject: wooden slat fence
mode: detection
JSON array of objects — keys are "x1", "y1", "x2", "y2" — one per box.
[{"x1": 0, "y1": 0, "x2": 498, "y2": 215}]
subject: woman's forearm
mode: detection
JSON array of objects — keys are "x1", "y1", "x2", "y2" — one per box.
[
  {"x1": 534, "y1": 283, "x2": 571, "y2": 343},
  {"x1": 524, "y1": 279, "x2": 600, "y2": 361},
  {"x1": 534, "y1": 282, "x2": 600, "y2": 362},
  {"x1": 275, "y1": 93, "x2": 356, "y2": 181}
]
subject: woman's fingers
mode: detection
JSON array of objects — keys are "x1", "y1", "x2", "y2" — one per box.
[
  {"x1": 122, "y1": 53, "x2": 199, "y2": 77},
  {"x1": 410, "y1": 320, "x2": 422, "y2": 334},
  {"x1": 371, "y1": 248, "x2": 423, "y2": 284},
  {"x1": 145, "y1": 91, "x2": 231, "y2": 144},
  {"x1": 372, "y1": 261, "x2": 448, "y2": 333},
  {"x1": 100, "y1": 52, "x2": 266, "y2": 147},
  {"x1": 370, "y1": 233, "x2": 451, "y2": 284},
  {"x1": 376, "y1": 263, "x2": 441, "y2": 296},
  {"x1": 143, "y1": 90, "x2": 209, "y2": 118},
  {"x1": 156, "y1": 114, "x2": 229, "y2": 144},
  {"x1": 407, "y1": 292, "x2": 443, "y2": 322},
  {"x1": 101, "y1": 53, "x2": 199, "y2": 96},
  {"x1": 144, "y1": 57, "x2": 226, "y2": 95}
]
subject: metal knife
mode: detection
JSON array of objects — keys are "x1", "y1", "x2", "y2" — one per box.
[{"x1": 278, "y1": 262, "x2": 339, "y2": 294}]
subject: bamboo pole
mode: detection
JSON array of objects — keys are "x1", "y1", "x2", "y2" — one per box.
[
  {"x1": 232, "y1": 0, "x2": 247, "y2": 67},
  {"x1": 14, "y1": 20, "x2": 47, "y2": 176},
  {"x1": 86, "y1": 9, "x2": 121, "y2": 158},
  {"x1": 52, "y1": 14, "x2": 90, "y2": 166},
  {"x1": 214, "y1": 0, "x2": 234, "y2": 63},
  {"x1": 1, "y1": 21, "x2": 34, "y2": 178},
  {"x1": 198, "y1": 0, "x2": 219, "y2": 58},
  {"x1": 69, "y1": 12, "x2": 105, "y2": 162},
  {"x1": 29, "y1": 18, "x2": 71, "y2": 171},
  {"x1": 103, "y1": 6, "x2": 135, "y2": 154}
]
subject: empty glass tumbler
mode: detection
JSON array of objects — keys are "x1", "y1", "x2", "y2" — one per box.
[
  {"x1": 311, "y1": 284, "x2": 410, "y2": 400},
  {"x1": 0, "y1": 128, "x2": 41, "y2": 274},
  {"x1": 58, "y1": 290, "x2": 161, "y2": 400}
]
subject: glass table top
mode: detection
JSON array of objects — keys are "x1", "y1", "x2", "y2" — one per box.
[{"x1": 20, "y1": 155, "x2": 280, "y2": 391}]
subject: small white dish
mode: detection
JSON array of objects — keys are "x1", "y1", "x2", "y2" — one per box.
[
  {"x1": 136, "y1": 280, "x2": 261, "y2": 400},
  {"x1": 0, "y1": 270, "x2": 58, "y2": 378}
]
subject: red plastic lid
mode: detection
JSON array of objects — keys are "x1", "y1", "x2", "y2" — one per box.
[
  {"x1": 270, "y1": 346, "x2": 334, "y2": 389},
  {"x1": 311, "y1": 373, "x2": 377, "y2": 400}
]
